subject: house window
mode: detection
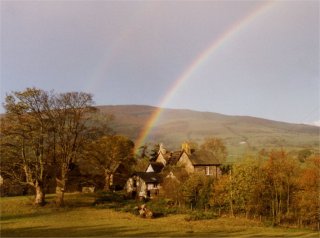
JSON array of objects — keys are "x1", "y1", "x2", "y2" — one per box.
[{"x1": 206, "y1": 166, "x2": 210, "y2": 175}]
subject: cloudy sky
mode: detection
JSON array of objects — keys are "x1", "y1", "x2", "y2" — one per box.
[{"x1": 1, "y1": 0, "x2": 319, "y2": 125}]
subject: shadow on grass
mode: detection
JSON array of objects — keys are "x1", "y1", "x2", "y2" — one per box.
[
  {"x1": 1, "y1": 224, "x2": 176, "y2": 237},
  {"x1": 1, "y1": 212, "x2": 53, "y2": 222},
  {"x1": 3, "y1": 225, "x2": 318, "y2": 238}
]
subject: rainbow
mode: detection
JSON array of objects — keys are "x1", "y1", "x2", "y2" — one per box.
[{"x1": 134, "y1": 1, "x2": 275, "y2": 153}]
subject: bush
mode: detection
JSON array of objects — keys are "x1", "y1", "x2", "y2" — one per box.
[
  {"x1": 94, "y1": 191, "x2": 125, "y2": 204},
  {"x1": 185, "y1": 211, "x2": 218, "y2": 221},
  {"x1": 145, "y1": 198, "x2": 185, "y2": 217}
]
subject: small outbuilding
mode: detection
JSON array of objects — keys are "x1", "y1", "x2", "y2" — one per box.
[{"x1": 125, "y1": 172, "x2": 163, "y2": 199}]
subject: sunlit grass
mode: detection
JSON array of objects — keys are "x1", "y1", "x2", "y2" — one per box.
[{"x1": 1, "y1": 193, "x2": 318, "y2": 237}]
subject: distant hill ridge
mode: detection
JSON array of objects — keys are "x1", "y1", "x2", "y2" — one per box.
[{"x1": 97, "y1": 105, "x2": 319, "y2": 154}]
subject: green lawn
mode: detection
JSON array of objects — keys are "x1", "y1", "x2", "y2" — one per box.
[{"x1": 1, "y1": 193, "x2": 318, "y2": 237}]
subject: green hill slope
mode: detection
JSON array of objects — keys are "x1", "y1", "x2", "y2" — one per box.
[{"x1": 98, "y1": 105, "x2": 319, "y2": 155}]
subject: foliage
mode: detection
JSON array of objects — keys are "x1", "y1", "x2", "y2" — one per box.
[
  {"x1": 83, "y1": 135, "x2": 135, "y2": 191},
  {"x1": 132, "y1": 157, "x2": 150, "y2": 172},
  {"x1": 161, "y1": 172, "x2": 182, "y2": 205},
  {"x1": 185, "y1": 211, "x2": 218, "y2": 221},
  {"x1": 211, "y1": 150, "x2": 319, "y2": 229},
  {"x1": 0, "y1": 88, "x2": 111, "y2": 206},
  {"x1": 136, "y1": 143, "x2": 152, "y2": 159},
  {"x1": 297, "y1": 149, "x2": 313, "y2": 162},
  {"x1": 181, "y1": 173, "x2": 214, "y2": 210},
  {"x1": 200, "y1": 137, "x2": 227, "y2": 163},
  {"x1": 1, "y1": 88, "x2": 55, "y2": 205},
  {"x1": 50, "y1": 91, "x2": 98, "y2": 206},
  {"x1": 293, "y1": 156, "x2": 320, "y2": 228},
  {"x1": 182, "y1": 141, "x2": 199, "y2": 154},
  {"x1": 145, "y1": 198, "x2": 183, "y2": 217},
  {"x1": 149, "y1": 143, "x2": 160, "y2": 161}
]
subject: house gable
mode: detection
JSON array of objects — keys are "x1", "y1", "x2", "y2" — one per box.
[
  {"x1": 176, "y1": 151, "x2": 194, "y2": 173},
  {"x1": 155, "y1": 152, "x2": 167, "y2": 165},
  {"x1": 145, "y1": 162, "x2": 164, "y2": 173},
  {"x1": 146, "y1": 164, "x2": 154, "y2": 172}
]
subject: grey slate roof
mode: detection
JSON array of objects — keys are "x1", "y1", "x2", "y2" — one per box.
[
  {"x1": 188, "y1": 150, "x2": 221, "y2": 165},
  {"x1": 148, "y1": 162, "x2": 164, "y2": 173},
  {"x1": 157, "y1": 149, "x2": 221, "y2": 166},
  {"x1": 159, "y1": 151, "x2": 182, "y2": 165},
  {"x1": 135, "y1": 172, "x2": 163, "y2": 183},
  {"x1": 167, "y1": 151, "x2": 182, "y2": 165}
]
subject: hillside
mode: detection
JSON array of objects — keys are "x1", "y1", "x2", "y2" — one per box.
[{"x1": 97, "y1": 105, "x2": 319, "y2": 156}]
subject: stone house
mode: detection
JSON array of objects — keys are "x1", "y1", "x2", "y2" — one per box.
[
  {"x1": 177, "y1": 150, "x2": 221, "y2": 178},
  {"x1": 155, "y1": 143, "x2": 222, "y2": 178},
  {"x1": 125, "y1": 143, "x2": 222, "y2": 198}
]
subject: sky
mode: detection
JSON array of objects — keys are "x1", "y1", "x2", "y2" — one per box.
[{"x1": 1, "y1": 0, "x2": 319, "y2": 125}]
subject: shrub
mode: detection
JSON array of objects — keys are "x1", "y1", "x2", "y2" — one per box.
[{"x1": 185, "y1": 211, "x2": 218, "y2": 221}]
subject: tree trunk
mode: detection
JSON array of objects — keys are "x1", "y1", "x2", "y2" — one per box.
[
  {"x1": 229, "y1": 170, "x2": 234, "y2": 217},
  {"x1": 55, "y1": 163, "x2": 69, "y2": 207},
  {"x1": 55, "y1": 186, "x2": 64, "y2": 207},
  {"x1": 229, "y1": 199, "x2": 234, "y2": 217},
  {"x1": 104, "y1": 170, "x2": 112, "y2": 192},
  {"x1": 34, "y1": 181, "x2": 45, "y2": 206},
  {"x1": 272, "y1": 200, "x2": 275, "y2": 226},
  {"x1": 55, "y1": 178, "x2": 66, "y2": 207},
  {"x1": 286, "y1": 183, "x2": 290, "y2": 215}
]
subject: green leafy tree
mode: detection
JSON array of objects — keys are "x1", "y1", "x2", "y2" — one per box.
[
  {"x1": 182, "y1": 141, "x2": 199, "y2": 154},
  {"x1": 149, "y1": 143, "x2": 160, "y2": 161},
  {"x1": 297, "y1": 149, "x2": 313, "y2": 163},
  {"x1": 181, "y1": 173, "x2": 214, "y2": 210},
  {"x1": 83, "y1": 135, "x2": 134, "y2": 191},
  {"x1": 162, "y1": 172, "x2": 181, "y2": 205},
  {"x1": 200, "y1": 137, "x2": 227, "y2": 163},
  {"x1": 230, "y1": 156, "x2": 268, "y2": 218}
]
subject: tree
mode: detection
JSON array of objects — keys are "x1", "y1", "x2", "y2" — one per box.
[
  {"x1": 134, "y1": 143, "x2": 154, "y2": 171},
  {"x1": 294, "y1": 156, "x2": 320, "y2": 228},
  {"x1": 1, "y1": 88, "x2": 110, "y2": 207},
  {"x1": 162, "y1": 172, "x2": 181, "y2": 205},
  {"x1": 182, "y1": 141, "x2": 199, "y2": 154},
  {"x1": 181, "y1": 173, "x2": 214, "y2": 210},
  {"x1": 297, "y1": 149, "x2": 313, "y2": 163},
  {"x1": 228, "y1": 156, "x2": 268, "y2": 219},
  {"x1": 137, "y1": 144, "x2": 149, "y2": 159},
  {"x1": 83, "y1": 135, "x2": 134, "y2": 192},
  {"x1": 211, "y1": 174, "x2": 230, "y2": 216},
  {"x1": 1, "y1": 88, "x2": 54, "y2": 205},
  {"x1": 263, "y1": 149, "x2": 299, "y2": 225},
  {"x1": 200, "y1": 138, "x2": 227, "y2": 163},
  {"x1": 49, "y1": 92, "x2": 98, "y2": 206},
  {"x1": 149, "y1": 143, "x2": 160, "y2": 161},
  {"x1": 161, "y1": 166, "x2": 189, "y2": 206}
]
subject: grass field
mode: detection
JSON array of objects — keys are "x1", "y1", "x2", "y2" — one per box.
[{"x1": 1, "y1": 193, "x2": 318, "y2": 237}]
